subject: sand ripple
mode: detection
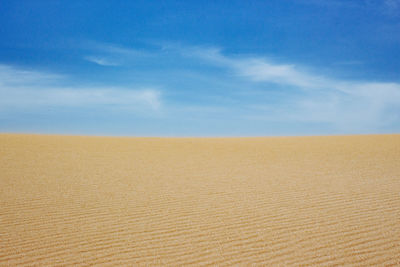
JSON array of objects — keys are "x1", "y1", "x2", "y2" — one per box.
[{"x1": 1, "y1": 134, "x2": 399, "y2": 265}]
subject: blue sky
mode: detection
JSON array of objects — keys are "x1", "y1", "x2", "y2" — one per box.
[{"x1": 1, "y1": 0, "x2": 399, "y2": 136}]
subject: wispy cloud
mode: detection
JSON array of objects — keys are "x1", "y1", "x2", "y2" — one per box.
[
  {"x1": 78, "y1": 42, "x2": 400, "y2": 133},
  {"x1": 5, "y1": 41, "x2": 398, "y2": 134},
  {"x1": 84, "y1": 56, "x2": 120, "y2": 66},
  {"x1": 81, "y1": 41, "x2": 156, "y2": 67},
  {"x1": 0, "y1": 64, "x2": 161, "y2": 111},
  {"x1": 0, "y1": 65, "x2": 63, "y2": 86},
  {"x1": 175, "y1": 46, "x2": 335, "y2": 89},
  {"x1": 86, "y1": 41, "x2": 148, "y2": 56},
  {"x1": 173, "y1": 45, "x2": 400, "y2": 132}
]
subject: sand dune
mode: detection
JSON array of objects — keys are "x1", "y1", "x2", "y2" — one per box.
[{"x1": 1, "y1": 134, "x2": 399, "y2": 265}]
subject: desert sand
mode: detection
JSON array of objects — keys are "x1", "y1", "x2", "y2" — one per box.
[{"x1": 1, "y1": 134, "x2": 399, "y2": 266}]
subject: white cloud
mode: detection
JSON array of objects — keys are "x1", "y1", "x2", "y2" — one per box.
[
  {"x1": 0, "y1": 64, "x2": 63, "y2": 86},
  {"x1": 76, "y1": 42, "x2": 400, "y2": 132},
  {"x1": 233, "y1": 59, "x2": 329, "y2": 88},
  {"x1": 178, "y1": 46, "x2": 400, "y2": 132},
  {"x1": 84, "y1": 56, "x2": 120, "y2": 66},
  {"x1": 81, "y1": 41, "x2": 155, "y2": 67},
  {"x1": 3, "y1": 87, "x2": 161, "y2": 110},
  {"x1": 87, "y1": 41, "x2": 147, "y2": 56},
  {"x1": 0, "y1": 64, "x2": 161, "y2": 111},
  {"x1": 178, "y1": 46, "x2": 331, "y2": 89}
]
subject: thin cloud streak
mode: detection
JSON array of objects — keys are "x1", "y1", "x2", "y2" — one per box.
[
  {"x1": 177, "y1": 46, "x2": 332, "y2": 89},
  {"x1": 178, "y1": 45, "x2": 400, "y2": 132},
  {"x1": 84, "y1": 56, "x2": 120, "y2": 66},
  {"x1": 80, "y1": 42, "x2": 400, "y2": 133},
  {"x1": 2, "y1": 41, "x2": 400, "y2": 134},
  {"x1": 0, "y1": 64, "x2": 161, "y2": 111},
  {"x1": 81, "y1": 41, "x2": 156, "y2": 66},
  {"x1": 0, "y1": 87, "x2": 161, "y2": 110},
  {"x1": 0, "y1": 65, "x2": 63, "y2": 86}
]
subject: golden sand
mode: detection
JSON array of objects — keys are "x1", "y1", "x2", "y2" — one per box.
[{"x1": 1, "y1": 134, "x2": 399, "y2": 265}]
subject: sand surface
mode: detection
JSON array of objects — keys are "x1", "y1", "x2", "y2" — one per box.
[{"x1": 1, "y1": 134, "x2": 399, "y2": 266}]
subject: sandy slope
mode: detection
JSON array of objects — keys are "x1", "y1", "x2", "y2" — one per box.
[{"x1": 1, "y1": 134, "x2": 399, "y2": 266}]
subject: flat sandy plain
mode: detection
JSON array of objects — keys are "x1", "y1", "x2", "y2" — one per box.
[{"x1": 1, "y1": 134, "x2": 399, "y2": 266}]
